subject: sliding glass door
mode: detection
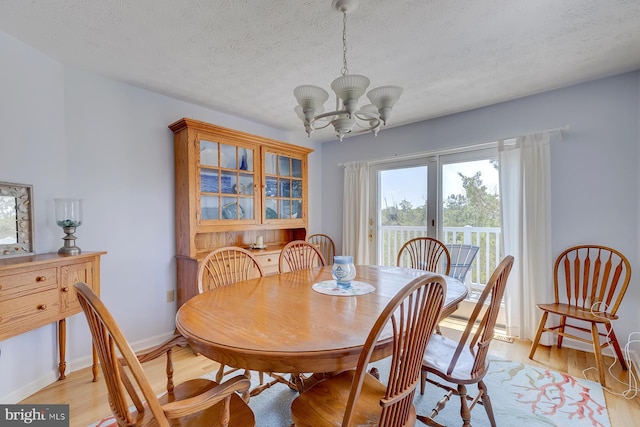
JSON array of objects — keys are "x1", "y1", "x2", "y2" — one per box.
[
  {"x1": 369, "y1": 157, "x2": 436, "y2": 266},
  {"x1": 369, "y1": 147, "x2": 502, "y2": 317},
  {"x1": 439, "y1": 149, "x2": 501, "y2": 301}
]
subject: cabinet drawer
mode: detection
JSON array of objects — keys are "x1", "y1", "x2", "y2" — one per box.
[
  {"x1": 253, "y1": 252, "x2": 280, "y2": 275},
  {"x1": 60, "y1": 261, "x2": 94, "y2": 313},
  {"x1": 0, "y1": 288, "x2": 59, "y2": 338},
  {"x1": 0, "y1": 267, "x2": 57, "y2": 301}
]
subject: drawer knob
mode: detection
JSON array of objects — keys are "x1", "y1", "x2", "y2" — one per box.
[
  {"x1": 36, "y1": 276, "x2": 47, "y2": 282},
  {"x1": 37, "y1": 304, "x2": 48, "y2": 310},
  {"x1": 61, "y1": 286, "x2": 69, "y2": 292},
  {"x1": 267, "y1": 258, "x2": 272, "y2": 262}
]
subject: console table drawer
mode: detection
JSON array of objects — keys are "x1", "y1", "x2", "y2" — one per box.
[
  {"x1": 0, "y1": 267, "x2": 57, "y2": 301},
  {"x1": 0, "y1": 288, "x2": 59, "y2": 337},
  {"x1": 60, "y1": 261, "x2": 94, "y2": 313}
]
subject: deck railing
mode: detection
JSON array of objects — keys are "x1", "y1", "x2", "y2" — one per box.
[{"x1": 379, "y1": 225, "x2": 502, "y2": 295}]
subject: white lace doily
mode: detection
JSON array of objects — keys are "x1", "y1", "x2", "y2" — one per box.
[{"x1": 312, "y1": 280, "x2": 375, "y2": 296}]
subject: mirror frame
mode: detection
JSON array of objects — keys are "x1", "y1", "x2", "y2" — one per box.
[{"x1": 0, "y1": 181, "x2": 35, "y2": 257}]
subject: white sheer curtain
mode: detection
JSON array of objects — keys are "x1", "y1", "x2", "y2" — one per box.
[
  {"x1": 342, "y1": 161, "x2": 370, "y2": 265},
  {"x1": 499, "y1": 132, "x2": 554, "y2": 343}
]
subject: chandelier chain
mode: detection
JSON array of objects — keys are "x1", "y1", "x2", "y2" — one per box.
[{"x1": 341, "y1": 10, "x2": 349, "y2": 76}]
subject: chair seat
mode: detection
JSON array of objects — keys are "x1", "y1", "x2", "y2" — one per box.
[
  {"x1": 536, "y1": 303, "x2": 618, "y2": 322},
  {"x1": 423, "y1": 334, "x2": 489, "y2": 385},
  {"x1": 130, "y1": 378, "x2": 255, "y2": 426},
  {"x1": 291, "y1": 370, "x2": 416, "y2": 427}
]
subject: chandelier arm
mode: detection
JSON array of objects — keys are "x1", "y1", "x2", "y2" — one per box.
[
  {"x1": 313, "y1": 109, "x2": 348, "y2": 122},
  {"x1": 308, "y1": 120, "x2": 334, "y2": 131},
  {"x1": 353, "y1": 111, "x2": 379, "y2": 120},
  {"x1": 354, "y1": 119, "x2": 381, "y2": 131}
]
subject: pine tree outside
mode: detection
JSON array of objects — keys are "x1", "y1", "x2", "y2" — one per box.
[{"x1": 378, "y1": 159, "x2": 501, "y2": 297}]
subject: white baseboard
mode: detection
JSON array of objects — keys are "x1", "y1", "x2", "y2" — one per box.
[
  {"x1": 2, "y1": 371, "x2": 59, "y2": 405},
  {"x1": 555, "y1": 340, "x2": 616, "y2": 358},
  {"x1": 1, "y1": 331, "x2": 178, "y2": 404},
  {"x1": 628, "y1": 349, "x2": 640, "y2": 378}
]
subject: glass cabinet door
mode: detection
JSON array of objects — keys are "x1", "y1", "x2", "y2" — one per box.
[
  {"x1": 199, "y1": 139, "x2": 256, "y2": 222},
  {"x1": 264, "y1": 152, "x2": 304, "y2": 222}
]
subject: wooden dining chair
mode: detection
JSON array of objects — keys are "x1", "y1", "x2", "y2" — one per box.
[
  {"x1": 397, "y1": 237, "x2": 451, "y2": 275},
  {"x1": 197, "y1": 246, "x2": 265, "y2": 385},
  {"x1": 198, "y1": 246, "x2": 264, "y2": 293},
  {"x1": 279, "y1": 240, "x2": 326, "y2": 272},
  {"x1": 417, "y1": 255, "x2": 514, "y2": 427},
  {"x1": 397, "y1": 237, "x2": 451, "y2": 334},
  {"x1": 307, "y1": 233, "x2": 336, "y2": 265},
  {"x1": 290, "y1": 273, "x2": 447, "y2": 427},
  {"x1": 74, "y1": 282, "x2": 255, "y2": 427},
  {"x1": 528, "y1": 245, "x2": 631, "y2": 387}
]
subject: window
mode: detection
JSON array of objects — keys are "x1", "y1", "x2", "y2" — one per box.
[{"x1": 370, "y1": 146, "x2": 501, "y2": 303}]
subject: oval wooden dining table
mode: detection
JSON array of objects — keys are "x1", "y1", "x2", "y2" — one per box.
[{"x1": 175, "y1": 265, "x2": 467, "y2": 391}]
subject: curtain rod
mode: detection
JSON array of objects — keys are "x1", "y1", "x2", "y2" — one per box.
[
  {"x1": 338, "y1": 125, "x2": 571, "y2": 166},
  {"x1": 496, "y1": 125, "x2": 571, "y2": 143}
]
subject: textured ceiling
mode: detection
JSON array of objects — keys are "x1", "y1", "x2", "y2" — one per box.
[{"x1": 1, "y1": 0, "x2": 639, "y2": 142}]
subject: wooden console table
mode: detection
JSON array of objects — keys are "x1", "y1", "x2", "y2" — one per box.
[{"x1": 0, "y1": 251, "x2": 106, "y2": 380}]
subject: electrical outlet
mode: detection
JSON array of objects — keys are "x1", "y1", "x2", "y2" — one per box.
[{"x1": 166, "y1": 290, "x2": 175, "y2": 303}]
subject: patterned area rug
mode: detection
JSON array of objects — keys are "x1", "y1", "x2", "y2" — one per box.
[{"x1": 90, "y1": 358, "x2": 610, "y2": 427}]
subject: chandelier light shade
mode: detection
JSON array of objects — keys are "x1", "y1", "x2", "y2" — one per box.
[
  {"x1": 330, "y1": 74, "x2": 370, "y2": 114},
  {"x1": 293, "y1": 85, "x2": 329, "y2": 121},
  {"x1": 367, "y1": 85, "x2": 404, "y2": 124},
  {"x1": 293, "y1": 0, "x2": 403, "y2": 141}
]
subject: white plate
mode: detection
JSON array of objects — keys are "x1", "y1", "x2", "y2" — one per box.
[{"x1": 249, "y1": 244, "x2": 267, "y2": 249}]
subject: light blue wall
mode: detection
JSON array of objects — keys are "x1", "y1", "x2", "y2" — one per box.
[
  {"x1": 1, "y1": 26, "x2": 638, "y2": 402},
  {"x1": 0, "y1": 31, "x2": 320, "y2": 402},
  {"x1": 320, "y1": 71, "x2": 640, "y2": 353},
  {"x1": 637, "y1": 76, "x2": 640, "y2": 348},
  {"x1": 0, "y1": 31, "x2": 68, "y2": 402}
]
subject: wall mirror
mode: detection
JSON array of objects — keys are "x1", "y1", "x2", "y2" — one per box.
[{"x1": 0, "y1": 182, "x2": 34, "y2": 257}]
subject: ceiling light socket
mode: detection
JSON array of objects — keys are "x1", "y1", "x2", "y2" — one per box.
[{"x1": 332, "y1": 0, "x2": 358, "y2": 13}]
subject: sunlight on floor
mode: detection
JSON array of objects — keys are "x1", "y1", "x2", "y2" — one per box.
[{"x1": 441, "y1": 316, "x2": 511, "y2": 342}]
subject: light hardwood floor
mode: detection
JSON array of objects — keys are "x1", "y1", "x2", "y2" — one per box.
[{"x1": 20, "y1": 321, "x2": 640, "y2": 427}]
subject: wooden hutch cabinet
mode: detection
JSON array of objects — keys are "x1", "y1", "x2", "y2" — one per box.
[{"x1": 169, "y1": 118, "x2": 313, "y2": 307}]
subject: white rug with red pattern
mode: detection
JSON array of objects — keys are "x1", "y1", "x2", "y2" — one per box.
[{"x1": 90, "y1": 357, "x2": 610, "y2": 427}]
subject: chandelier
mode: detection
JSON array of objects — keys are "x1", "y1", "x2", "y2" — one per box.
[{"x1": 293, "y1": 0, "x2": 403, "y2": 141}]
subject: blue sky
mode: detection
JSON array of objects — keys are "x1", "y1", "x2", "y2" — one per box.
[{"x1": 381, "y1": 160, "x2": 499, "y2": 208}]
